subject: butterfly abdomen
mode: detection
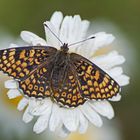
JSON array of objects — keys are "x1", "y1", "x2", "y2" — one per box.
[{"x1": 51, "y1": 51, "x2": 69, "y2": 89}]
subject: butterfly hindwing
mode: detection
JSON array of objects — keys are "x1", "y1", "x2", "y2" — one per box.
[
  {"x1": 19, "y1": 64, "x2": 52, "y2": 98},
  {"x1": 70, "y1": 53, "x2": 121, "y2": 100},
  {"x1": 51, "y1": 63, "x2": 86, "y2": 108}
]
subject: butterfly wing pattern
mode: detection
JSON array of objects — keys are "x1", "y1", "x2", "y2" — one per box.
[
  {"x1": 0, "y1": 46, "x2": 57, "y2": 98},
  {"x1": 70, "y1": 53, "x2": 121, "y2": 101},
  {"x1": 0, "y1": 46, "x2": 121, "y2": 108}
]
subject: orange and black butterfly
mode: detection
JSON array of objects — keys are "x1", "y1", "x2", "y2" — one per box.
[{"x1": 0, "y1": 26, "x2": 121, "y2": 108}]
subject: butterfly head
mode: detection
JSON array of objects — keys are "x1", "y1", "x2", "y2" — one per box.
[{"x1": 60, "y1": 43, "x2": 69, "y2": 53}]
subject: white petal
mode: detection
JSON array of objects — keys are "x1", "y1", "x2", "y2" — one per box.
[
  {"x1": 62, "y1": 108, "x2": 79, "y2": 132},
  {"x1": 44, "y1": 21, "x2": 61, "y2": 48},
  {"x1": 78, "y1": 109, "x2": 88, "y2": 133},
  {"x1": 77, "y1": 32, "x2": 115, "y2": 58},
  {"x1": 7, "y1": 89, "x2": 21, "y2": 99},
  {"x1": 49, "y1": 104, "x2": 62, "y2": 132},
  {"x1": 69, "y1": 15, "x2": 83, "y2": 43},
  {"x1": 5, "y1": 80, "x2": 18, "y2": 89},
  {"x1": 69, "y1": 19, "x2": 90, "y2": 53},
  {"x1": 81, "y1": 20, "x2": 90, "y2": 38},
  {"x1": 44, "y1": 11, "x2": 63, "y2": 47},
  {"x1": 92, "y1": 32, "x2": 115, "y2": 51},
  {"x1": 20, "y1": 31, "x2": 47, "y2": 45},
  {"x1": 23, "y1": 107, "x2": 33, "y2": 123},
  {"x1": 93, "y1": 51, "x2": 125, "y2": 70},
  {"x1": 80, "y1": 103, "x2": 103, "y2": 127},
  {"x1": 17, "y1": 98, "x2": 29, "y2": 111},
  {"x1": 109, "y1": 94, "x2": 121, "y2": 101},
  {"x1": 89, "y1": 101, "x2": 114, "y2": 119},
  {"x1": 59, "y1": 15, "x2": 89, "y2": 47},
  {"x1": 33, "y1": 107, "x2": 52, "y2": 134},
  {"x1": 56, "y1": 125, "x2": 70, "y2": 138},
  {"x1": 107, "y1": 67, "x2": 123, "y2": 78},
  {"x1": 115, "y1": 74, "x2": 130, "y2": 86},
  {"x1": 59, "y1": 15, "x2": 73, "y2": 44},
  {"x1": 50, "y1": 11, "x2": 63, "y2": 35},
  {"x1": 28, "y1": 99, "x2": 52, "y2": 116}
]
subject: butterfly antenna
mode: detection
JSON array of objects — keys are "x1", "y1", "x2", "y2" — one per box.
[
  {"x1": 68, "y1": 36, "x2": 95, "y2": 47},
  {"x1": 44, "y1": 23, "x2": 63, "y2": 45}
]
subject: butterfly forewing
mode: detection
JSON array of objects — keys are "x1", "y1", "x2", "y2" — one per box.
[
  {"x1": 70, "y1": 53, "x2": 121, "y2": 100},
  {"x1": 0, "y1": 46, "x2": 57, "y2": 80},
  {"x1": 0, "y1": 46, "x2": 57, "y2": 98}
]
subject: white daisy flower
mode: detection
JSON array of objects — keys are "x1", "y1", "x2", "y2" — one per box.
[{"x1": 5, "y1": 11, "x2": 130, "y2": 137}]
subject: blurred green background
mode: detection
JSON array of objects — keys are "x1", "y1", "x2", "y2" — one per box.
[{"x1": 0, "y1": 0, "x2": 139, "y2": 140}]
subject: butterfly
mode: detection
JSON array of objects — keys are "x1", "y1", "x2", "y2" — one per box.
[
  {"x1": 0, "y1": 44, "x2": 121, "y2": 108},
  {"x1": 0, "y1": 25, "x2": 121, "y2": 108}
]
